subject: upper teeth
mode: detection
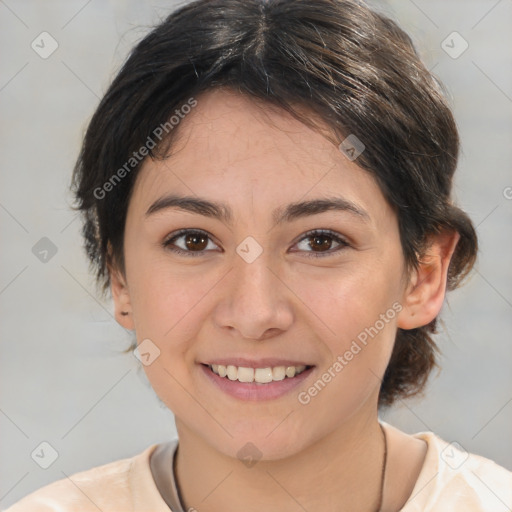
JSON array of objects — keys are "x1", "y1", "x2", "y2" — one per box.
[{"x1": 210, "y1": 364, "x2": 307, "y2": 383}]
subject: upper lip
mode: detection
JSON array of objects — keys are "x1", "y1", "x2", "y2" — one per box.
[{"x1": 202, "y1": 358, "x2": 313, "y2": 368}]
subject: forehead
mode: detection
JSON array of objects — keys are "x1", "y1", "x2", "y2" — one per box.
[{"x1": 129, "y1": 88, "x2": 392, "y2": 226}]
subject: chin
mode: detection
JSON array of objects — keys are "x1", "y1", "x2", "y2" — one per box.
[{"x1": 209, "y1": 419, "x2": 312, "y2": 463}]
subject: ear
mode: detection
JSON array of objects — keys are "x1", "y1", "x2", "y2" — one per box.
[
  {"x1": 108, "y1": 252, "x2": 135, "y2": 331},
  {"x1": 397, "y1": 230, "x2": 460, "y2": 330}
]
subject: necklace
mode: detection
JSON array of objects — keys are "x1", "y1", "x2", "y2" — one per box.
[
  {"x1": 375, "y1": 423, "x2": 388, "y2": 512},
  {"x1": 170, "y1": 424, "x2": 388, "y2": 512}
]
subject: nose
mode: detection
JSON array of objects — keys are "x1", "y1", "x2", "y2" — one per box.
[{"x1": 212, "y1": 250, "x2": 294, "y2": 340}]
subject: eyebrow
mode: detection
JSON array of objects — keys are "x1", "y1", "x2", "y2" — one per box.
[{"x1": 145, "y1": 194, "x2": 370, "y2": 225}]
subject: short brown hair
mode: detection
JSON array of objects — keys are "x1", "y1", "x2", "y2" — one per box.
[{"x1": 71, "y1": 0, "x2": 478, "y2": 407}]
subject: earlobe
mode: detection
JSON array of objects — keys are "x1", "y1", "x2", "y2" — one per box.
[
  {"x1": 109, "y1": 263, "x2": 135, "y2": 331},
  {"x1": 397, "y1": 230, "x2": 460, "y2": 330}
]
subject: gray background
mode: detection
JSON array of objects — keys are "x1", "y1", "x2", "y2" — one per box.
[{"x1": 1, "y1": 0, "x2": 511, "y2": 507}]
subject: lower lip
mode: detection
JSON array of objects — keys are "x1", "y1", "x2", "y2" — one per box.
[{"x1": 200, "y1": 364, "x2": 315, "y2": 401}]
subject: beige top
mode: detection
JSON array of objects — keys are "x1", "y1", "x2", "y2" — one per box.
[{"x1": 5, "y1": 423, "x2": 512, "y2": 511}]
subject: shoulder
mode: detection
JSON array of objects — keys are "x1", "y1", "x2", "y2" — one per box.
[
  {"x1": 3, "y1": 444, "x2": 165, "y2": 512},
  {"x1": 398, "y1": 424, "x2": 512, "y2": 511}
]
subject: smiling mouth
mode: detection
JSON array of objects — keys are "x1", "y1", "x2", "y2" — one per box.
[{"x1": 203, "y1": 363, "x2": 313, "y2": 384}]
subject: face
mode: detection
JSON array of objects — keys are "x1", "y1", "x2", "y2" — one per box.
[{"x1": 115, "y1": 88, "x2": 410, "y2": 460}]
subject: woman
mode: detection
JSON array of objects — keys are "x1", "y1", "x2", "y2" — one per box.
[{"x1": 7, "y1": 0, "x2": 511, "y2": 510}]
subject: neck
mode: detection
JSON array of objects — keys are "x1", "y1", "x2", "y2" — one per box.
[{"x1": 174, "y1": 409, "x2": 386, "y2": 512}]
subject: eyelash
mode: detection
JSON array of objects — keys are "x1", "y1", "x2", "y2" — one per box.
[{"x1": 162, "y1": 228, "x2": 349, "y2": 258}]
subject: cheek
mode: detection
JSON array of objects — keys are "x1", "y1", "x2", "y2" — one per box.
[
  {"x1": 290, "y1": 259, "x2": 402, "y2": 343},
  {"x1": 288, "y1": 259, "x2": 402, "y2": 402},
  {"x1": 126, "y1": 249, "x2": 217, "y2": 340},
  {"x1": 291, "y1": 275, "x2": 399, "y2": 428},
  {"x1": 127, "y1": 258, "x2": 215, "y2": 417}
]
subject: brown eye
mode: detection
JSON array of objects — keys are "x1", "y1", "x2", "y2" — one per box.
[
  {"x1": 163, "y1": 229, "x2": 219, "y2": 256},
  {"x1": 184, "y1": 232, "x2": 208, "y2": 251},
  {"x1": 308, "y1": 234, "x2": 334, "y2": 252},
  {"x1": 293, "y1": 229, "x2": 349, "y2": 258}
]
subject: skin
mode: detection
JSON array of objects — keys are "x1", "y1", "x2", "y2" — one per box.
[{"x1": 111, "y1": 88, "x2": 459, "y2": 512}]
